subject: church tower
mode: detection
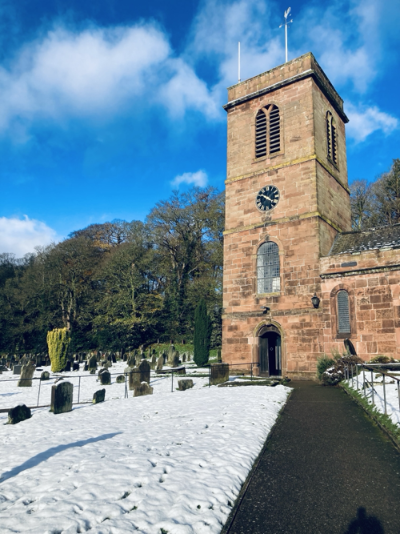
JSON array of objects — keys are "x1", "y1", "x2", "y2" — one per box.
[{"x1": 222, "y1": 52, "x2": 351, "y2": 379}]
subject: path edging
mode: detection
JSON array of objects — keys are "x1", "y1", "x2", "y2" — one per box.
[
  {"x1": 220, "y1": 387, "x2": 293, "y2": 534},
  {"x1": 340, "y1": 383, "x2": 400, "y2": 454}
]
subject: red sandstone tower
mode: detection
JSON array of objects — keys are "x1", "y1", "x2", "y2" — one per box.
[{"x1": 221, "y1": 53, "x2": 352, "y2": 379}]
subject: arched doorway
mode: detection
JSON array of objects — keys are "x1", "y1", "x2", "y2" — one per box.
[{"x1": 259, "y1": 325, "x2": 282, "y2": 376}]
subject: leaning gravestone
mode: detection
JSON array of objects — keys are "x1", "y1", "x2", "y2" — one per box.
[
  {"x1": 51, "y1": 381, "x2": 73, "y2": 414},
  {"x1": 17, "y1": 361, "x2": 36, "y2": 387},
  {"x1": 210, "y1": 363, "x2": 230, "y2": 385},
  {"x1": 13, "y1": 364, "x2": 22, "y2": 375},
  {"x1": 156, "y1": 355, "x2": 164, "y2": 371},
  {"x1": 178, "y1": 379, "x2": 194, "y2": 391},
  {"x1": 139, "y1": 359, "x2": 151, "y2": 384},
  {"x1": 8, "y1": 404, "x2": 31, "y2": 424},
  {"x1": 93, "y1": 389, "x2": 105, "y2": 404},
  {"x1": 128, "y1": 367, "x2": 141, "y2": 390},
  {"x1": 99, "y1": 370, "x2": 111, "y2": 385},
  {"x1": 134, "y1": 382, "x2": 153, "y2": 397}
]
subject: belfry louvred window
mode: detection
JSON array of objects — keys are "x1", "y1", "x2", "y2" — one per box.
[
  {"x1": 255, "y1": 105, "x2": 281, "y2": 159},
  {"x1": 337, "y1": 290, "x2": 351, "y2": 334},
  {"x1": 326, "y1": 111, "x2": 338, "y2": 166}
]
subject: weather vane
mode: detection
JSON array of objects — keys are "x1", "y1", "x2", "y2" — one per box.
[{"x1": 279, "y1": 7, "x2": 293, "y2": 63}]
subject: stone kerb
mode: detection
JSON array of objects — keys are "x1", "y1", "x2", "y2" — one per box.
[
  {"x1": 210, "y1": 363, "x2": 230, "y2": 385},
  {"x1": 51, "y1": 381, "x2": 73, "y2": 414},
  {"x1": 178, "y1": 379, "x2": 194, "y2": 391}
]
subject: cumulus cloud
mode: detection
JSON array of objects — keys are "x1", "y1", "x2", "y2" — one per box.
[
  {"x1": 0, "y1": 216, "x2": 59, "y2": 256},
  {"x1": 346, "y1": 104, "x2": 399, "y2": 142},
  {"x1": 171, "y1": 170, "x2": 208, "y2": 188},
  {"x1": 0, "y1": 22, "x2": 219, "y2": 133}
]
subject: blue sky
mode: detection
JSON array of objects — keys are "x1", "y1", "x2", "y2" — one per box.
[{"x1": 0, "y1": 0, "x2": 399, "y2": 256}]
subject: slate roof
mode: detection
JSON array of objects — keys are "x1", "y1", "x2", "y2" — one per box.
[{"x1": 329, "y1": 224, "x2": 400, "y2": 256}]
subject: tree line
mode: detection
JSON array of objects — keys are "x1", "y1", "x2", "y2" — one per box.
[
  {"x1": 0, "y1": 188, "x2": 224, "y2": 354},
  {"x1": 1, "y1": 158, "x2": 398, "y2": 354}
]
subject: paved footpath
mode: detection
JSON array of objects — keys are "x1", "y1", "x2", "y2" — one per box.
[{"x1": 227, "y1": 381, "x2": 400, "y2": 534}]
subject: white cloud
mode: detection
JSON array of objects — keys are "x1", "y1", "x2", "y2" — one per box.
[
  {"x1": 0, "y1": 23, "x2": 218, "y2": 134},
  {"x1": 346, "y1": 104, "x2": 399, "y2": 142},
  {"x1": 171, "y1": 170, "x2": 208, "y2": 188},
  {"x1": 0, "y1": 216, "x2": 59, "y2": 256}
]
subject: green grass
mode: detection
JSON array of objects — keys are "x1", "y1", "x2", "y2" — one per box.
[{"x1": 342, "y1": 382, "x2": 400, "y2": 445}]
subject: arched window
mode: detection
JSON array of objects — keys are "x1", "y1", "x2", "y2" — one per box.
[
  {"x1": 255, "y1": 105, "x2": 281, "y2": 159},
  {"x1": 326, "y1": 111, "x2": 338, "y2": 166},
  {"x1": 257, "y1": 242, "x2": 280, "y2": 294},
  {"x1": 337, "y1": 290, "x2": 350, "y2": 333}
]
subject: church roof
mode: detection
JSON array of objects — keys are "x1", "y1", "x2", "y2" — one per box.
[{"x1": 329, "y1": 224, "x2": 400, "y2": 255}]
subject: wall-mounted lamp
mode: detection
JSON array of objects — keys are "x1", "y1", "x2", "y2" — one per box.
[
  {"x1": 311, "y1": 294, "x2": 320, "y2": 309},
  {"x1": 260, "y1": 306, "x2": 270, "y2": 314}
]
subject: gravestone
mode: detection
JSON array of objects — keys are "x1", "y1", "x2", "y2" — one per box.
[
  {"x1": 41, "y1": 370, "x2": 50, "y2": 380},
  {"x1": 210, "y1": 363, "x2": 230, "y2": 385},
  {"x1": 182, "y1": 353, "x2": 186, "y2": 363},
  {"x1": 99, "y1": 370, "x2": 111, "y2": 385},
  {"x1": 156, "y1": 355, "x2": 164, "y2": 371},
  {"x1": 93, "y1": 389, "x2": 105, "y2": 404},
  {"x1": 116, "y1": 374, "x2": 125, "y2": 383},
  {"x1": 134, "y1": 382, "x2": 153, "y2": 397},
  {"x1": 151, "y1": 354, "x2": 157, "y2": 370},
  {"x1": 127, "y1": 355, "x2": 136, "y2": 367},
  {"x1": 139, "y1": 359, "x2": 151, "y2": 384},
  {"x1": 73, "y1": 362, "x2": 80, "y2": 371},
  {"x1": 217, "y1": 349, "x2": 222, "y2": 362},
  {"x1": 13, "y1": 365, "x2": 22, "y2": 375},
  {"x1": 171, "y1": 351, "x2": 181, "y2": 368},
  {"x1": 128, "y1": 367, "x2": 141, "y2": 390},
  {"x1": 17, "y1": 361, "x2": 36, "y2": 387},
  {"x1": 167, "y1": 345, "x2": 175, "y2": 365},
  {"x1": 123, "y1": 353, "x2": 127, "y2": 362},
  {"x1": 83, "y1": 360, "x2": 89, "y2": 371},
  {"x1": 173, "y1": 366, "x2": 186, "y2": 375},
  {"x1": 112, "y1": 353, "x2": 116, "y2": 363},
  {"x1": 51, "y1": 381, "x2": 73, "y2": 414},
  {"x1": 64, "y1": 361, "x2": 71, "y2": 372},
  {"x1": 177, "y1": 379, "x2": 194, "y2": 391},
  {"x1": 8, "y1": 404, "x2": 31, "y2": 424},
  {"x1": 88, "y1": 355, "x2": 97, "y2": 371}
]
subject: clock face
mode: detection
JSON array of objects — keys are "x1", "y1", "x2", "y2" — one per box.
[{"x1": 256, "y1": 185, "x2": 280, "y2": 212}]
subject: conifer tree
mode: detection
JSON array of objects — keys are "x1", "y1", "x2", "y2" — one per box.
[
  {"x1": 194, "y1": 299, "x2": 211, "y2": 367},
  {"x1": 47, "y1": 328, "x2": 71, "y2": 372}
]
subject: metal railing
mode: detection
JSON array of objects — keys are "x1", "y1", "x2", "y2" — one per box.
[
  {"x1": 344, "y1": 362, "x2": 400, "y2": 416},
  {"x1": 1, "y1": 361, "x2": 282, "y2": 412}
]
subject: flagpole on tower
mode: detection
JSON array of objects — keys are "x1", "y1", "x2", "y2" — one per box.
[
  {"x1": 238, "y1": 41, "x2": 241, "y2": 83},
  {"x1": 279, "y1": 7, "x2": 293, "y2": 63}
]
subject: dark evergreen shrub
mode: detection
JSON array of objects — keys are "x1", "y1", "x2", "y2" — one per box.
[{"x1": 194, "y1": 299, "x2": 211, "y2": 367}]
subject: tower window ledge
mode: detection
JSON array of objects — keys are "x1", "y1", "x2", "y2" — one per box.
[
  {"x1": 253, "y1": 152, "x2": 283, "y2": 164},
  {"x1": 256, "y1": 292, "x2": 281, "y2": 298}
]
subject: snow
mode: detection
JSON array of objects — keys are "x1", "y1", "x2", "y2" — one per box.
[
  {"x1": 344, "y1": 373, "x2": 400, "y2": 426},
  {"x1": 0, "y1": 362, "x2": 290, "y2": 533}
]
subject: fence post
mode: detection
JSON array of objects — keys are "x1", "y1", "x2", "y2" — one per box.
[
  {"x1": 398, "y1": 380, "x2": 400, "y2": 412},
  {"x1": 371, "y1": 370, "x2": 374, "y2": 405},
  {"x1": 37, "y1": 377, "x2": 41, "y2": 407},
  {"x1": 383, "y1": 373, "x2": 387, "y2": 415},
  {"x1": 78, "y1": 376, "x2": 81, "y2": 404},
  {"x1": 363, "y1": 367, "x2": 366, "y2": 397}
]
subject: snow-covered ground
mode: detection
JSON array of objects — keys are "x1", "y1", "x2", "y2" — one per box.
[
  {"x1": 0, "y1": 361, "x2": 208, "y2": 410},
  {"x1": 0, "y1": 364, "x2": 290, "y2": 534},
  {"x1": 344, "y1": 372, "x2": 400, "y2": 426}
]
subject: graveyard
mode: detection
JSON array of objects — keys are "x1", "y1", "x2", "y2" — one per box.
[{"x1": 0, "y1": 348, "x2": 291, "y2": 533}]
